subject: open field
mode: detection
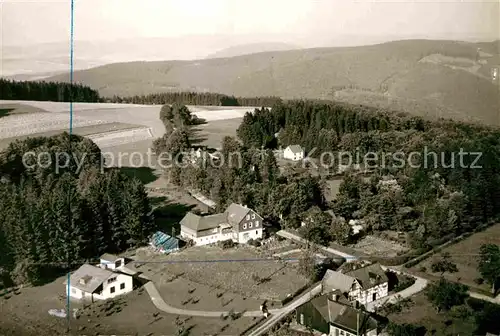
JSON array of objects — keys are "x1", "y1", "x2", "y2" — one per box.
[
  {"x1": 0, "y1": 101, "x2": 252, "y2": 165},
  {"x1": 410, "y1": 223, "x2": 500, "y2": 294},
  {"x1": 352, "y1": 235, "x2": 409, "y2": 259},
  {"x1": 386, "y1": 293, "x2": 476, "y2": 335},
  {"x1": 0, "y1": 276, "x2": 258, "y2": 336},
  {"x1": 131, "y1": 245, "x2": 310, "y2": 305},
  {"x1": 44, "y1": 39, "x2": 500, "y2": 126},
  {"x1": 191, "y1": 117, "x2": 242, "y2": 148}
]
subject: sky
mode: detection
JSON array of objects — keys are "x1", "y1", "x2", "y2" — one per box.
[{"x1": 1, "y1": 0, "x2": 499, "y2": 47}]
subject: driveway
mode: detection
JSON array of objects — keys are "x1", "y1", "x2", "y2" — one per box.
[
  {"x1": 276, "y1": 230, "x2": 358, "y2": 261},
  {"x1": 365, "y1": 267, "x2": 429, "y2": 312},
  {"x1": 144, "y1": 281, "x2": 320, "y2": 320}
]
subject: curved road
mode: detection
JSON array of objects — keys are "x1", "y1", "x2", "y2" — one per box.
[{"x1": 144, "y1": 281, "x2": 320, "y2": 318}]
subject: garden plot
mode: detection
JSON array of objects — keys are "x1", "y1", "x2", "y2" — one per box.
[
  {"x1": 133, "y1": 245, "x2": 310, "y2": 304},
  {"x1": 0, "y1": 112, "x2": 108, "y2": 139}
]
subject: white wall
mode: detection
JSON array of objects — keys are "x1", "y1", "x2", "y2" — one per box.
[
  {"x1": 238, "y1": 228, "x2": 263, "y2": 243},
  {"x1": 101, "y1": 273, "x2": 133, "y2": 299},
  {"x1": 330, "y1": 325, "x2": 377, "y2": 336},
  {"x1": 284, "y1": 148, "x2": 304, "y2": 161},
  {"x1": 67, "y1": 273, "x2": 133, "y2": 301},
  {"x1": 349, "y1": 282, "x2": 388, "y2": 306},
  {"x1": 99, "y1": 257, "x2": 125, "y2": 270}
]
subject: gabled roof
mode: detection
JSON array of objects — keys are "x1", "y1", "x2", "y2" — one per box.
[
  {"x1": 180, "y1": 212, "x2": 226, "y2": 231},
  {"x1": 327, "y1": 298, "x2": 378, "y2": 333},
  {"x1": 322, "y1": 269, "x2": 356, "y2": 293},
  {"x1": 345, "y1": 263, "x2": 388, "y2": 290},
  {"x1": 286, "y1": 145, "x2": 304, "y2": 154},
  {"x1": 226, "y1": 203, "x2": 251, "y2": 226},
  {"x1": 66, "y1": 264, "x2": 114, "y2": 294},
  {"x1": 302, "y1": 294, "x2": 378, "y2": 334}
]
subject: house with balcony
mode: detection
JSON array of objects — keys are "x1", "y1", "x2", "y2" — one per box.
[{"x1": 180, "y1": 203, "x2": 263, "y2": 246}]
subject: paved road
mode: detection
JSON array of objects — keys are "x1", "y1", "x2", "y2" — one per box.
[
  {"x1": 246, "y1": 283, "x2": 322, "y2": 336},
  {"x1": 144, "y1": 281, "x2": 321, "y2": 320},
  {"x1": 276, "y1": 230, "x2": 358, "y2": 261},
  {"x1": 365, "y1": 267, "x2": 429, "y2": 312}
]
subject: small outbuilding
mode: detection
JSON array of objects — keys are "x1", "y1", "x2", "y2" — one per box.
[
  {"x1": 284, "y1": 145, "x2": 305, "y2": 161},
  {"x1": 150, "y1": 231, "x2": 180, "y2": 253}
]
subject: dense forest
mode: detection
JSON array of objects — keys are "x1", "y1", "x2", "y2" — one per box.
[
  {"x1": 152, "y1": 103, "x2": 324, "y2": 226},
  {"x1": 103, "y1": 91, "x2": 281, "y2": 107},
  {"x1": 0, "y1": 79, "x2": 100, "y2": 102},
  {"x1": 0, "y1": 133, "x2": 154, "y2": 286},
  {"x1": 235, "y1": 100, "x2": 500, "y2": 249}
]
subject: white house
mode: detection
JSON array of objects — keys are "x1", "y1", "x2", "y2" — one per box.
[
  {"x1": 65, "y1": 264, "x2": 133, "y2": 302},
  {"x1": 283, "y1": 145, "x2": 304, "y2": 161},
  {"x1": 180, "y1": 203, "x2": 263, "y2": 246},
  {"x1": 322, "y1": 263, "x2": 389, "y2": 306}
]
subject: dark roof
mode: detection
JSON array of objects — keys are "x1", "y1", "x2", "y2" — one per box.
[
  {"x1": 286, "y1": 145, "x2": 303, "y2": 154},
  {"x1": 226, "y1": 203, "x2": 250, "y2": 226},
  {"x1": 322, "y1": 269, "x2": 356, "y2": 293},
  {"x1": 328, "y1": 298, "x2": 378, "y2": 333},
  {"x1": 66, "y1": 264, "x2": 114, "y2": 293},
  {"x1": 345, "y1": 263, "x2": 388, "y2": 290},
  {"x1": 180, "y1": 212, "x2": 227, "y2": 231},
  {"x1": 301, "y1": 294, "x2": 378, "y2": 334}
]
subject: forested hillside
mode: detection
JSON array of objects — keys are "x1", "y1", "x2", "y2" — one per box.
[
  {"x1": 236, "y1": 100, "x2": 500, "y2": 249},
  {"x1": 0, "y1": 79, "x2": 100, "y2": 102},
  {"x1": 104, "y1": 91, "x2": 281, "y2": 107},
  {"x1": 45, "y1": 39, "x2": 500, "y2": 125},
  {"x1": 0, "y1": 133, "x2": 153, "y2": 286}
]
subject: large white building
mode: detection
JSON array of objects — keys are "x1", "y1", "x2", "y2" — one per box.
[
  {"x1": 65, "y1": 263, "x2": 133, "y2": 302},
  {"x1": 180, "y1": 203, "x2": 263, "y2": 246},
  {"x1": 283, "y1": 145, "x2": 305, "y2": 161},
  {"x1": 322, "y1": 263, "x2": 389, "y2": 307}
]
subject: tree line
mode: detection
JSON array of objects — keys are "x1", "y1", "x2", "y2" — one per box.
[
  {"x1": 151, "y1": 104, "x2": 324, "y2": 227},
  {"x1": 103, "y1": 91, "x2": 281, "y2": 107},
  {"x1": 0, "y1": 133, "x2": 154, "y2": 286},
  {"x1": 0, "y1": 79, "x2": 100, "y2": 102}
]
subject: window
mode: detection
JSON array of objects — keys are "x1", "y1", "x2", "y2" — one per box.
[
  {"x1": 120, "y1": 283, "x2": 125, "y2": 290},
  {"x1": 115, "y1": 259, "x2": 122, "y2": 268},
  {"x1": 71, "y1": 288, "x2": 77, "y2": 294},
  {"x1": 255, "y1": 220, "x2": 259, "y2": 227},
  {"x1": 243, "y1": 223, "x2": 247, "y2": 229},
  {"x1": 256, "y1": 230, "x2": 258, "y2": 235},
  {"x1": 251, "y1": 213, "x2": 256, "y2": 219},
  {"x1": 249, "y1": 222, "x2": 253, "y2": 228},
  {"x1": 107, "y1": 276, "x2": 117, "y2": 284},
  {"x1": 246, "y1": 215, "x2": 250, "y2": 220},
  {"x1": 110, "y1": 286, "x2": 115, "y2": 294},
  {"x1": 300, "y1": 313, "x2": 304, "y2": 324}
]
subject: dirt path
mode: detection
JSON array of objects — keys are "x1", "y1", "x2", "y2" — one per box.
[{"x1": 276, "y1": 230, "x2": 358, "y2": 261}]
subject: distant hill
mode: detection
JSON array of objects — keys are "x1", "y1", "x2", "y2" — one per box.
[
  {"x1": 45, "y1": 39, "x2": 500, "y2": 125},
  {"x1": 205, "y1": 42, "x2": 300, "y2": 59}
]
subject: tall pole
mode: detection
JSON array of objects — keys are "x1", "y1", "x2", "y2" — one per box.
[{"x1": 66, "y1": 0, "x2": 75, "y2": 332}]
